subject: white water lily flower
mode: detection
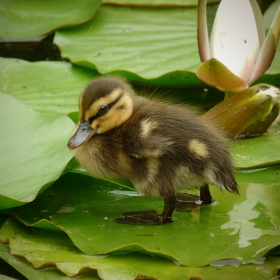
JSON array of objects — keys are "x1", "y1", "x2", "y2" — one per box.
[{"x1": 197, "y1": 0, "x2": 280, "y2": 85}]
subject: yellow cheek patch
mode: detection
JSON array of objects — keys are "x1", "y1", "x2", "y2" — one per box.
[
  {"x1": 84, "y1": 88, "x2": 123, "y2": 121},
  {"x1": 94, "y1": 113, "x2": 113, "y2": 134},
  {"x1": 188, "y1": 139, "x2": 208, "y2": 158},
  {"x1": 93, "y1": 109, "x2": 126, "y2": 134},
  {"x1": 91, "y1": 119, "x2": 99, "y2": 130}
]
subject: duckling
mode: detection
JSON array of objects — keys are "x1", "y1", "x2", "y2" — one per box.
[{"x1": 68, "y1": 76, "x2": 239, "y2": 225}]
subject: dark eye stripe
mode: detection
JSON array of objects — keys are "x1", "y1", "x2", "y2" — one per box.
[
  {"x1": 107, "y1": 92, "x2": 123, "y2": 109},
  {"x1": 88, "y1": 92, "x2": 123, "y2": 124}
]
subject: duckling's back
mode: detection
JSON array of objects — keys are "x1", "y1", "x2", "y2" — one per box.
[{"x1": 119, "y1": 97, "x2": 239, "y2": 198}]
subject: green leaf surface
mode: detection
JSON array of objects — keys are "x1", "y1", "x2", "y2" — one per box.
[
  {"x1": 236, "y1": 166, "x2": 280, "y2": 185},
  {"x1": 54, "y1": 5, "x2": 202, "y2": 85},
  {"x1": 232, "y1": 126, "x2": 280, "y2": 169},
  {"x1": 0, "y1": 0, "x2": 101, "y2": 39},
  {"x1": 0, "y1": 57, "x2": 99, "y2": 115},
  {"x1": 1, "y1": 219, "x2": 280, "y2": 280},
  {"x1": 54, "y1": 4, "x2": 280, "y2": 86},
  {"x1": 6, "y1": 168, "x2": 280, "y2": 267},
  {"x1": 0, "y1": 57, "x2": 223, "y2": 117},
  {"x1": 0, "y1": 93, "x2": 75, "y2": 209},
  {"x1": 0, "y1": 243, "x2": 100, "y2": 280},
  {"x1": 0, "y1": 275, "x2": 17, "y2": 280},
  {"x1": 102, "y1": 0, "x2": 220, "y2": 6}
]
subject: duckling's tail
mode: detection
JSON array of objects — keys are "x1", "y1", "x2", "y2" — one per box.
[
  {"x1": 206, "y1": 144, "x2": 239, "y2": 195},
  {"x1": 213, "y1": 170, "x2": 239, "y2": 195}
]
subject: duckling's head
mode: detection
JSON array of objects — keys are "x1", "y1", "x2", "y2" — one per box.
[{"x1": 68, "y1": 76, "x2": 134, "y2": 150}]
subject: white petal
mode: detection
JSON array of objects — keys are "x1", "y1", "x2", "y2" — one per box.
[
  {"x1": 248, "y1": 6, "x2": 280, "y2": 84},
  {"x1": 210, "y1": 0, "x2": 264, "y2": 82}
]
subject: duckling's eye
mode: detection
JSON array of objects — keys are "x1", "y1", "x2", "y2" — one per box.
[{"x1": 97, "y1": 105, "x2": 109, "y2": 115}]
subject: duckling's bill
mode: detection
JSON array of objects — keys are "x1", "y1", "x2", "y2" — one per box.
[{"x1": 68, "y1": 121, "x2": 95, "y2": 150}]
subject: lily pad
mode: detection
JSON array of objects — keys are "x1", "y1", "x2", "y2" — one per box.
[
  {"x1": 236, "y1": 166, "x2": 280, "y2": 185},
  {"x1": 0, "y1": 93, "x2": 75, "y2": 209},
  {"x1": 6, "y1": 168, "x2": 280, "y2": 267},
  {"x1": 102, "y1": 0, "x2": 220, "y2": 6},
  {"x1": 54, "y1": 5, "x2": 202, "y2": 85},
  {"x1": 0, "y1": 0, "x2": 101, "y2": 39},
  {"x1": 0, "y1": 57, "x2": 223, "y2": 117},
  {"x1": 232, "y1": 126, "x2": 280, "y2": 169},
  {"x1": 0, "y1": 244, "x2": 100, "y2": 280},
  {"x1": 1, "y1": 219, "x2": 280, "y2": 280},
  {"x1": 0, "y1": 57, "x2": 99, "y2": 115},
  {"x1": 55, "y1": 4, "x2": 280, "y2": 86}
]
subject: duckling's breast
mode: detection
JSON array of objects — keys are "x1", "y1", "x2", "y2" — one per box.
[{"x1": 73, "y1": 132, "x2": 131, "y2": 180}]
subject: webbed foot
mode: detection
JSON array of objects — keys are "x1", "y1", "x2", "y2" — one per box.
[
  {"x1": 175, "y1": 184, "x2": 215, "y2": 211},
  {"x1": 175, "y1": 193, "x2": 205, "y2": 211},
  {"x1": 114, "y1": 196, "x2": 176, "y2": 225},
  {"x1": 114, "y1": 210, "x2": 172, "y2": 225}
]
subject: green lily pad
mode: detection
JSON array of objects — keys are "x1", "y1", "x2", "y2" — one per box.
[
  {"x1": 236, "y1": 166, "x2": 280, "y2": 185},
  {"x1": 55, "y1": 4, "x2": 280, "y2": 86},
  {"x1": 0, "y1": 57, "x2": 222, "y2": 117},
  {"x1": 232, "y1": 126, "x2": 280, "y2": 169},
  {"x1": 102, "y1": 0, "x2": 220, "y2": 6},
  {"x1": 0, "y1": 275, "x2": 17, "y2": 280},
  {"x1": 54, "y1": 5, "x2": 202, "y2": 85},
  {"x1": 0, "y1": 93, "x2": 75, "y2": 209},
  {"x1": 6, "y1": 168, "x2": 280, "y2": 267},
  {"x1": 1, "y1": 219, "x2": 280, "y2": 280},
  {"x1": 0, "y1": 57, "x2": 99, "y2": 115},
  {"x1": 0, "y1": 0, "x2": 101, "y2": 39},
  {"x1": 0, "y1": 244, "x2": 100, "y2": 280}
]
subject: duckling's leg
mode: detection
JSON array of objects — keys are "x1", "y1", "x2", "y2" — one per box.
[
  {"x1": 114, "y1": 195, "x2": 176, "y2": 225},
  {"x1": 200, "y1": 184, "x2": 215, "y2": 204},
  {"x1": 175, "y1": 184, "x2": 215, "y2": 211}
]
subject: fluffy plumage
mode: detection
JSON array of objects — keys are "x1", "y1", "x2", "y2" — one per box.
[{"x1": 68, "y1": 76, "x2": 239, "y2": 225}]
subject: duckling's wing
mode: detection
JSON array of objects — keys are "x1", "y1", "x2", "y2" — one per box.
[{"x1": 122, "y1": 128, "x2": 173, "y2": 159}]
